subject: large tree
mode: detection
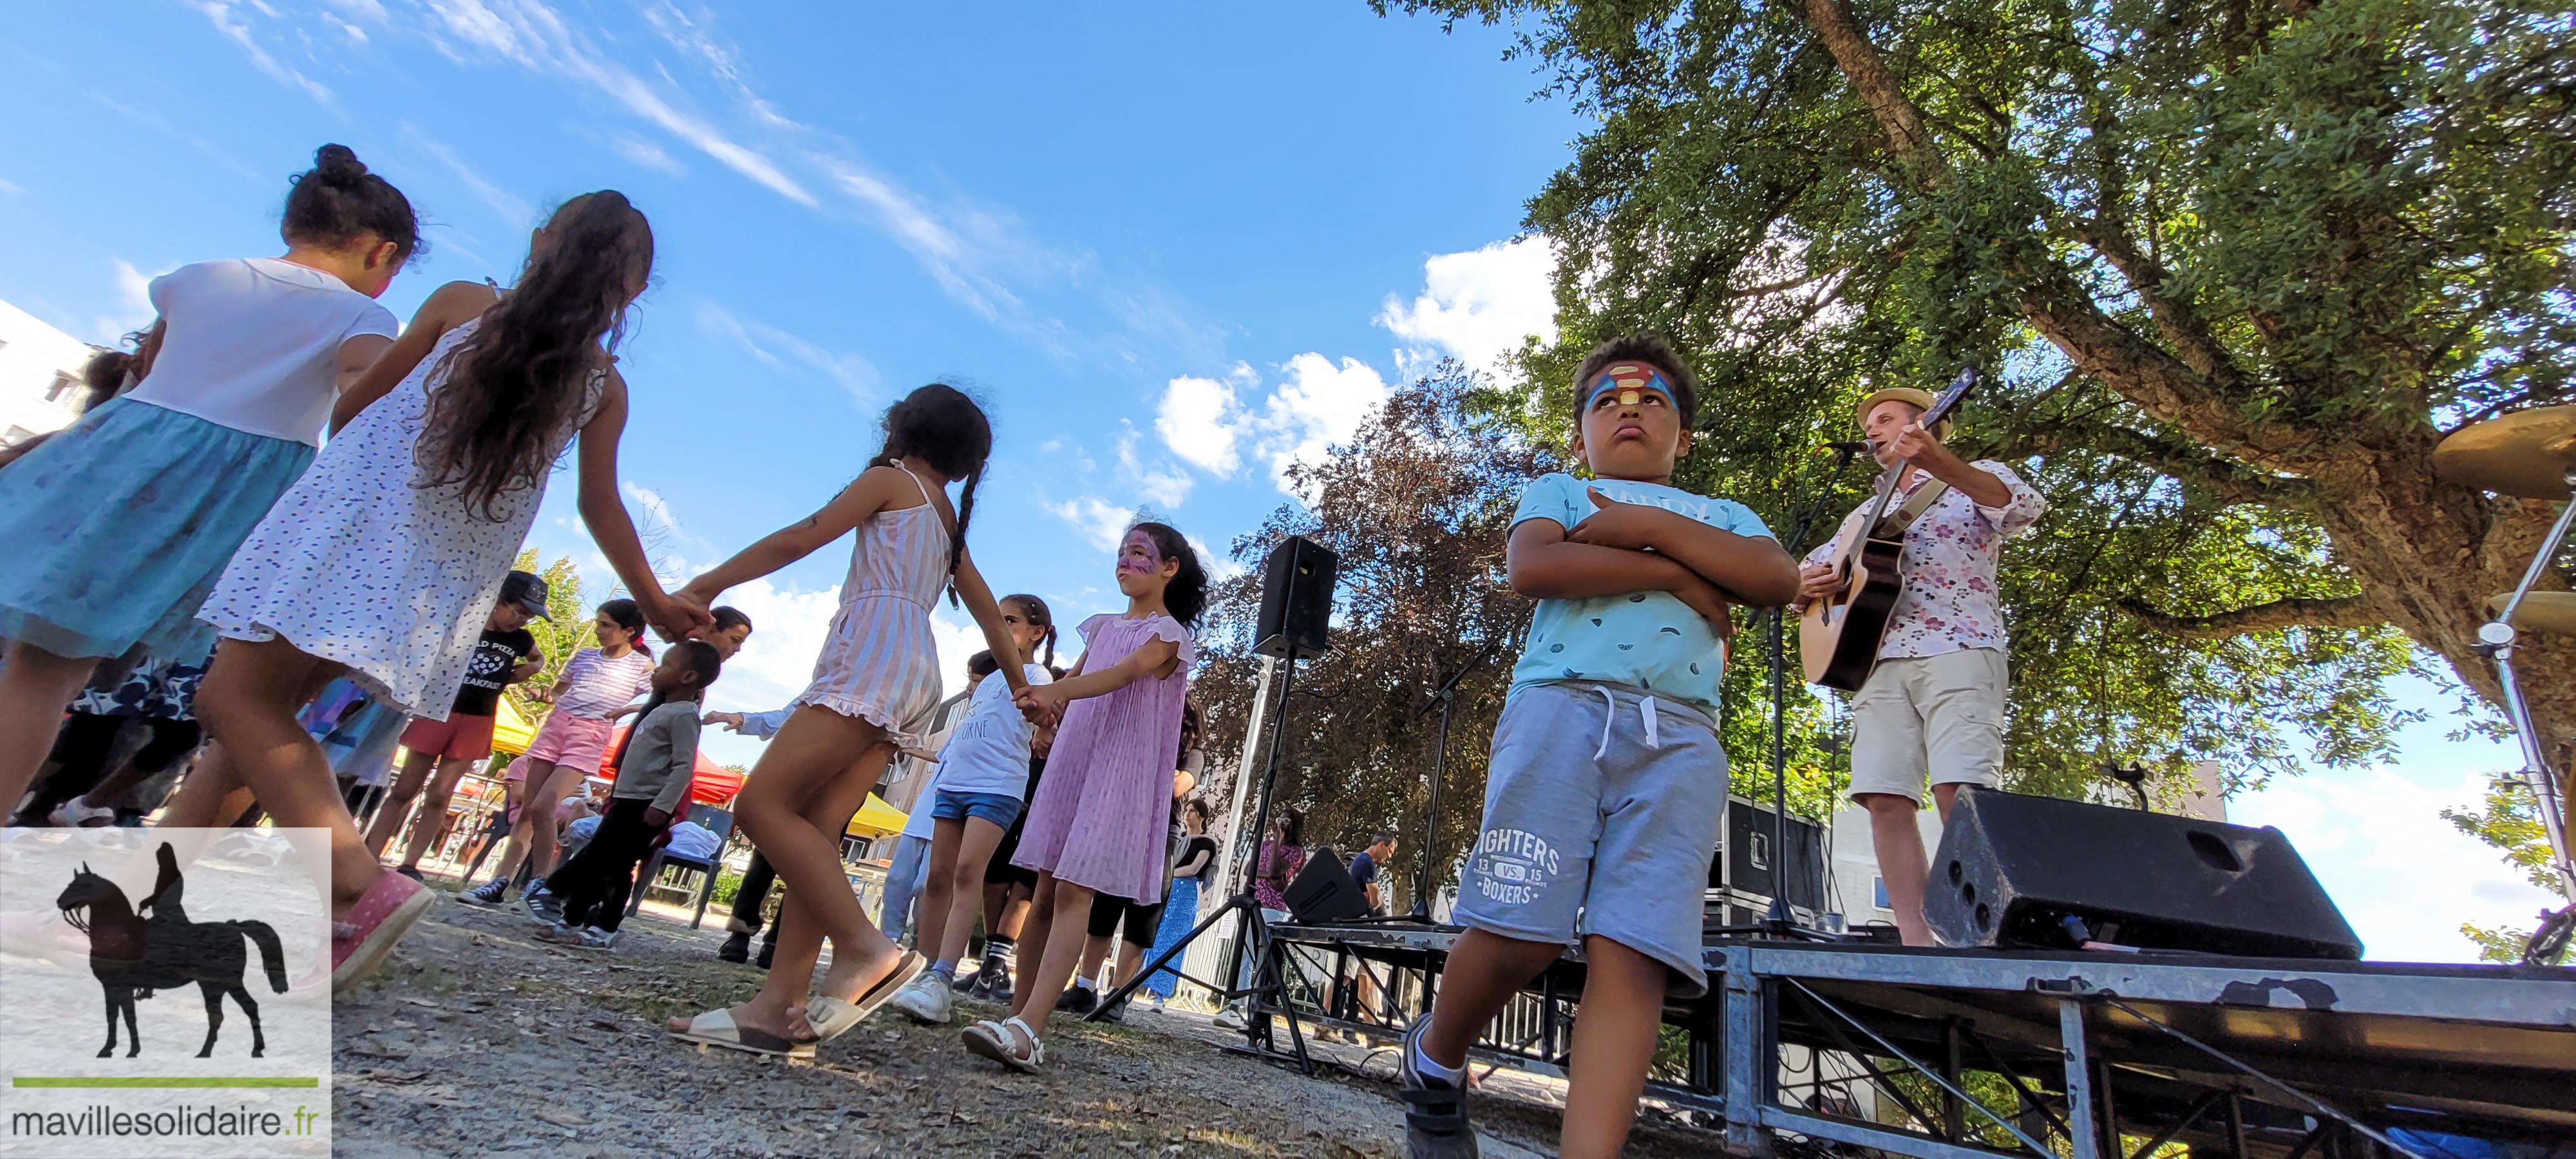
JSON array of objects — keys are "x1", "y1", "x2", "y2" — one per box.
[{"x1": 1382, "y1": 0, "x2": 2576, "y2": 802}]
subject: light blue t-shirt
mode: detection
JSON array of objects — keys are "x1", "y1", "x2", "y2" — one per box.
[{"x1": 1507, "y1": 472, "x2": 1775, "y2": 714}]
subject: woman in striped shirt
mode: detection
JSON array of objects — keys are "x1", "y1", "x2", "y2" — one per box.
[{"x1": 461, "y1": 599, "x2": 656, "y2": 907}]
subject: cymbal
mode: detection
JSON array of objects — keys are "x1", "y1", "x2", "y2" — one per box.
[
  {"x1": 2434, "y1": 406, "x2": 2576, "y2": 498},
  {"x1": 2488, "y1": 591, "x2": 2576, "y2": 637}
]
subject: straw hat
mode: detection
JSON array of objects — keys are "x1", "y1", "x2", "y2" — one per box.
[{"x1": 1855, "y1": 386, "x2": 1952, "y2": 438}]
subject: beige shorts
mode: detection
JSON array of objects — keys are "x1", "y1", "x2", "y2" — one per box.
[{"x1": 1847, "y1": 648, "x2": 2007, "y2": 804}]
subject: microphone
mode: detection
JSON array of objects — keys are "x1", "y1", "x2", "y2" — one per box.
[{"x1": 1819, "y1": 440, "x2": 1871, "y2": 456}]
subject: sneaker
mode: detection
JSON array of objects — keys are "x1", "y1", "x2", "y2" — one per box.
[
  {"x1": 888, "y1": 972, "x2": 955, "y2": 1024},
  {"x1": 460, "y1": 878, "x2": 510, "y2": 907},
  {"x1": 755, "y1": 936, "x2": 775, "y2": 970},
  {"x1": 523, "y1": 889, "x2": 565, "y2": 928},
  {"x1": 395, "y1": 866, "x2": 426, "y2": 883},
  {"x1": 575, "y1": 926, "x2": 619, "y2": 950},
  {"x1": 1097, "y1": 995, "x2": 1128, "y2": 1024},
  {"x1": 982, "y1": 961, "x2": 1014, "y2": 1005},
  {"x1": 1147, "y1": 993, "x2": 1166, "y2": 1014},
  {"x1": 1054, "y1": 985, "x2": 1098, "y2": 1016},
  {"x1": 1213, "y1": 1003, "x2": 1248, "y2": 1031},
  {"x1": 717, "y1": 931, "x2": 752, "y2": 963},
  {"x1": 47, "y1": 796, "x2": 115, "y2": 827},
  {"x1": 1399, "y1": 1015, "x2": 1477, "y2": 1158}
]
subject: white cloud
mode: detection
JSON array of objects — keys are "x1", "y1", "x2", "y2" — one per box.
[
  {"x1": 1114, "y1": 425, "x2": 1193, "y2": 508},
  {"x1": 696, "y1": 301, "x2": 878, "y2": 404},
  {"x1": 1378, "y1": 235, "x2": 1558, "y2": 381},
  {"x1": 0, "y1": 178, "x2": 21, "y2": 195},
  {"x1": 2233, "y1": 764, "x2": 2559, "y2": 963},
  {"x1": 1258, "y1": 353, "x2": 1390, "y2": 489},
  {"x1": 93, "y1": 259, "x2": 162, "y2": 344},
  {"x1": 1187, "y1": 533, "x2": 1245, "y2": 583},
  {"x1": 406, "y1": 127, "x2": 535, "y2": 227},
  {"x1": 1047, "y1": 498, "x2": 1136, "y2": 553},
  {"x1": 189, "y1": 0, "x2": 335, "y2": 107},
  {"x1": 1149, "y1": 355, "x2": 1390, "y2": 498},
  {"x1": 609, "y1": 133, "x2": 685, "y2": 176},
  {"x1": 1156, "y1": 369, "x2": 1246, "y2": 475}
]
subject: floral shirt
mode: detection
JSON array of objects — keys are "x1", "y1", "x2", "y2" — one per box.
[{"x1": 1803, "y1": 460, "x2": 2044, "y2": 660}]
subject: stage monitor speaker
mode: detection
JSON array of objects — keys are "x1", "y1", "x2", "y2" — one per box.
[
  {"x1": 1926, "y1": 788, "x2": 2363, "y2": 959},
  {"x1": 1718, "y1": 796, "x2": 1824, "y2": 910},
  {"x1": 1255, "y1": 535, "x2": 1337, "y2": 660},
  {"x1": 1283, "y1": 846, "x2": 1371, "y2": 925}
]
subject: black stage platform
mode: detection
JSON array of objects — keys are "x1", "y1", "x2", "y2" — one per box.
[{"x1": 1240, "y1": 920, "x2": 2576, "y2": 1158}]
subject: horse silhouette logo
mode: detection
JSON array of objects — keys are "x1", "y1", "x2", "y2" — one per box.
[{"x1": 53, "y1": 842, "x2": 289, "y2": 1059}]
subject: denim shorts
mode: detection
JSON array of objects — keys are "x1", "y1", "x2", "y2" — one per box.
[{"x1": 931, "y1": 789, "x2": 1024, "y2": 831}]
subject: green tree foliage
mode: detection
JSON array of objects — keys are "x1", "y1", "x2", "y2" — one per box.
[
  {"x1": 1378, "y1": 0, "x2": 2576, "y2": 801},
  {"x1": 2443, "y1": 770, "x2": 2572, "y2": 962}
]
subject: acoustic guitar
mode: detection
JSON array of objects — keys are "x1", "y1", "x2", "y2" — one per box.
[{"x1": 1799, "y1": 368, "x2": 1978, "y2": 692}]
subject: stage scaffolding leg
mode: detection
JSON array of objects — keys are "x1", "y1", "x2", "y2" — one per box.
[
  {"x1": 2061, "y1": 999, "x2": 2099, "y2": 1159},
  {"x1": 1721, "y1": 952, "x2": 1774, "y2": 1159}
]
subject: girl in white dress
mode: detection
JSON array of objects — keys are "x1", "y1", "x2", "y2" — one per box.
[
  {"x1": 191, "y1": 192, "x2": 710, "y2": 993},
  {"x1": 666, "y1": 384, "x2": 1032, "y2": 1057}
]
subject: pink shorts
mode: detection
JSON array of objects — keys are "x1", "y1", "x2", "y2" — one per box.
[
  {"x1": 524, "y1": 712, "x2": 613, "y2": 773},
  {"x1": 400, "y1": 713, "x2": 497, "y2": 761}
]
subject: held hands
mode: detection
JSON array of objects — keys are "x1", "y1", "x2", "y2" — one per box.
[
  {"x1": 641, "y1": 588, "x2": 714, "y2": 642},
  {"x1": 702, "y1": 710, "x2": 747, "y2": 731},
  {"x1": 1566, "y1": 488, "x2": 1673, "y2": 552},
  {"x1": 1016, "y1": 684, "x2": 1066, "y2": 728}
]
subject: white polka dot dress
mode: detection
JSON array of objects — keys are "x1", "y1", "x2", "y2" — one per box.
[{"x1": 200, "y1": 319, "x2": 598, "y2": 719}]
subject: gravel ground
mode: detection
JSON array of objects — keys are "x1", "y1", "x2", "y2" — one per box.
[{"x1": 333, "y1": 892, "x2": 1732, "y2": 1158}]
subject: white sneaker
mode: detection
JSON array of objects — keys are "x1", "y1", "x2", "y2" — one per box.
[
  {"x1": 1147, "y1": 993, "x2": 1166, "y2": 1014},
  {"x1": 889, "y1": 972, "x2": 954, "y2": 1024},
  {"x1": 47, "y1": 796, "x2": 115, "y2": 827},
  {"x1": 1213, "y1": 1003, "x2": 1248, "y2": 1030}
]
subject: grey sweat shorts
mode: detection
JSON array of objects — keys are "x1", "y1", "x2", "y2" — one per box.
[{"x1": 1452, "y1": 681, "x2": 1727, "y2": 997}]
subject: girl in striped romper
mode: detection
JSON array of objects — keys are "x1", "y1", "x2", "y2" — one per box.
[{"x1": 665, "y1": 384, "x2": 1032, "y2": 1058}]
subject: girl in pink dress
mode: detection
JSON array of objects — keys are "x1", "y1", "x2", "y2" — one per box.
[
  {"x1": 963, "y1": 521, "x2": 1206, "y2": 1073},
  {"x1": 665, "y1": 384, "x2": 1032, "y2": 1058}
]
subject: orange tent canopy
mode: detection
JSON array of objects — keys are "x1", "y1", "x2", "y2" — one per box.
[{"x1": 598, "y1": 724, "x2": 743, "y2": 806}]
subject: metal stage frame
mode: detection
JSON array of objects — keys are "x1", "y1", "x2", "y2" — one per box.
[{"x1": 1235, "y1": 921, "x2": 2576, "y2": 1158}]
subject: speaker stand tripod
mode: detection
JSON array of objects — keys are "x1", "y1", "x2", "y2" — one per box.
[
  {"x1": 1087, "y1": 645, "x2": 1319, "y2": 1073},
  {"x1": 2476, "y1": 464, "x2": 2576, "y2": 965},
  {"x1": 1412, "y1": 639, "x2": 1499, "y2": 921}
]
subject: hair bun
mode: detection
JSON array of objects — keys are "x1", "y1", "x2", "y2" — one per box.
[{"x1": 313, "y1": 143, "x2": 368, "y2": 181}]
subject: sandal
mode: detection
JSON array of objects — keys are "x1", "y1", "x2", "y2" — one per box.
[
  {"x1": 803, "y1": 950, "x2": 925, "y2": 1042},
  {"x1": 961, "y1": 1015, "x2": 1045, "y2": 1073},
  {"x1": 668, "y1": 1006, "x2": 816, "y2": 1059},
  {"x1": 330, "y1": 870, "x2": 435, "y2": 994}
]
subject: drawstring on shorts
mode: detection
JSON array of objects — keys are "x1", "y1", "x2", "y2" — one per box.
[{"x1": 1592, "y1": 687, "x2": 1663, "y2": 760}]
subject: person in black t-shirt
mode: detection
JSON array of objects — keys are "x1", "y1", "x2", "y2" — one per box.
[{"x1": 365, "y1": 570, "x2": 550, "y2": 877}]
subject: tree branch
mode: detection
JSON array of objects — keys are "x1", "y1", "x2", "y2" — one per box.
[
  {"x1": 1993, "y1": 417, "x2": 2317, "y2": 508},
  {"x1": 2117, "y1": 595, "x2": 2382, "y2": 639}
]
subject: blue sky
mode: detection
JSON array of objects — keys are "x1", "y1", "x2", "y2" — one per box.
[{"x1": 0, "y1": 2, "x2": 2551, "y2": 959}]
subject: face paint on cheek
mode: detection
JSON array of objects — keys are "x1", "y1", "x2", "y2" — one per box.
[{"x1": 1116, "y1": 531, "x2": 1163, "y2": 576}]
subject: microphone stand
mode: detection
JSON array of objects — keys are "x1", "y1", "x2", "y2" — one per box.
[
  {"x1": 1412, "y1": 639, "x2": 1501, "y2": 921},
  {"x1": 1766, "y1": 443, "x2": 1864, "y2": 934}
]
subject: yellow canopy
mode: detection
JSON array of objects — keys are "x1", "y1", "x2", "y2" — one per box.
[
  {"x1": 845, "y1": 793, "x2": 907, "y2": 838},
  {"x1": 489, "y1": 697, "x2": 537, "y2": 757}
]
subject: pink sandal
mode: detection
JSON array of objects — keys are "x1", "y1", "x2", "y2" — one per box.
[{"x1": 330, "y1": 870, "x2": 435, "y2": 994}]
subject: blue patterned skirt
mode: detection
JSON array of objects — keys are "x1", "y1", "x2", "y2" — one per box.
[{"x1": 0, "y1": 397, "x2": 314, "y2": 663}]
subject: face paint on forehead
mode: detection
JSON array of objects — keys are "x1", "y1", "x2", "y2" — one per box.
[
  {"x1": 1116, "y1": 529, "x2": 1162, "y2": 574},
  {"x1": 1583, "y1": 362, "x2": 1674, "y2": 410}
]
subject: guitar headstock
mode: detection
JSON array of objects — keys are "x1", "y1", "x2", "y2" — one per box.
[{"x1": 1924, "y1": 366, "x2": 1976, "y2": 429}]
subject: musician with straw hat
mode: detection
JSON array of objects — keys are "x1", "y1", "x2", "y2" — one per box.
[{"x1": 1796, "y1": 384, "x2": 2045, "y2": 946}]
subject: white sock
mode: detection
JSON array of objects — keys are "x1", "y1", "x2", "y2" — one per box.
[
  {"x1": 1075, "y1": 977, "x2": 1097, "y2": 992},
  {"x1": 1408, "y1": 1026, "x2": 1465, "y2": 1086}
]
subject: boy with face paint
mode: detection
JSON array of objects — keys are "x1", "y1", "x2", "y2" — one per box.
[{"x1": 1396, "y1": 334, "x2": 1798, "y2": 1159}]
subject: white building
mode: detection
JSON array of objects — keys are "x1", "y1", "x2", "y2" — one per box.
[
  {"x1": 0, "y1": 300, "x2": 106, "y2": 449},
  {"x1": 1826, "y1": 760, "x2": 2228, "y2": 932}
]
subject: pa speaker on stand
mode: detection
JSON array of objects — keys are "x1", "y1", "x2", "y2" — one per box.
[{"x1": 1089, "y1": 535, "x2": 1340, "y2": 1073}]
